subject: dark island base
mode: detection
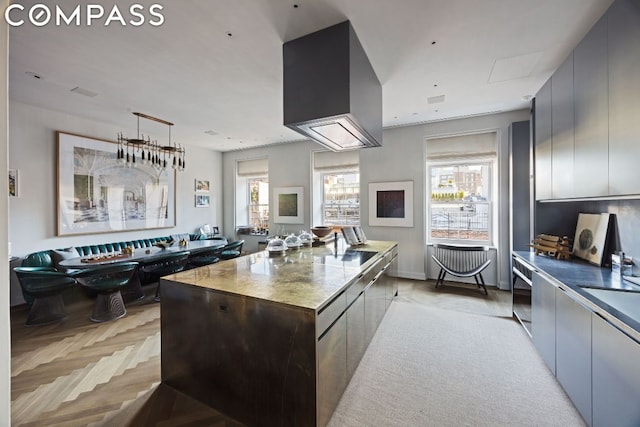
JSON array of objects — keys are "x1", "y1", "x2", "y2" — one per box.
[{"x1": 161, "y1": 280, "x2": 317, "y2": 427}]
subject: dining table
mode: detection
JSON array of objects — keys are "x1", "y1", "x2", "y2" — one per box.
[
  {"x1": 59, "y1": 239, "x2": 227, "y2": 302},
  {"x1": 58, "y1": 239, "x2": 228, "y2": 269}
]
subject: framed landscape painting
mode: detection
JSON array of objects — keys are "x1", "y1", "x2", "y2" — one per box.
[
  {"x1": 369, "y1": 181, "x2": 414, "y2": 227},
  {"x1": 195, "y1": 179, "x2": 210, "y2": 192},
  {"x1": 57, "y1": 131, "x2": 176, "y2": 236}
]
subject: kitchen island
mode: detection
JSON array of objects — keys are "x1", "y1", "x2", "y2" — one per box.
[{"x1": 160, "y1": 240, "x2": 398, "y2": 427}]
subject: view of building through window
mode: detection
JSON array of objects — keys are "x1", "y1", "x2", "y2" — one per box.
[
  {"x1": 323, "y1": 172, "x2": 360, "y2": 225},
  {"x1": 429, "y1": 163, "x2": 490, "y2": 242},
  {"x1": 249, "y1": 177, "x2": 269, "y2": 231}
]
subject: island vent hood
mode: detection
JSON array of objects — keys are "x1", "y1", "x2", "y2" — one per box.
[{"x1": 283, "y1": 20, "x2": 382, "y2": 151}]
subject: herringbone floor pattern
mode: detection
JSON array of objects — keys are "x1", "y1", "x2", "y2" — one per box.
[
  {"x1": 11, "y1": 291, "x2": 243, "y2": 427},
  {"x1": 11, "y1": 278, "x2": 511, "y2": 426}
]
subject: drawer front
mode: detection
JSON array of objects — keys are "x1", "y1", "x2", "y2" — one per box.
[
  {"x1": 317, "y1": 292, "x2": 347, "y2": 336},
  {"x1": 346, "y1": 267, "x2": 377, "y2": 306}
]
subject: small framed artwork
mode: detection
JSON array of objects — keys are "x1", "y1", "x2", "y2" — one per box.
[
  {"x1": 273, "y1": 186, "x2": 304, "y2": 224},
  {"x1": 369, "y1": 181, "x2": 414, "y2": 227},
  {"x1": 195, "y1": 179, "x2": 210, "y2": 192},
  {"x1": 195, "y1": 194, "x2": 210, "y2": 208},
  {"x1": 8, "y1": 169, "x2": 18, "y2": 197}
]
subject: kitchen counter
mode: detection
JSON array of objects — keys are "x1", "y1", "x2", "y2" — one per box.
[
  {"x1": 160, "y1": 240, "x2": 398, "y2": 427},
  {"x1": 163, "y1": 240, "x2": 395, "y2": 311},
  {"x1": 514, "y1": 251, "x2": 640, "y2": 341}
]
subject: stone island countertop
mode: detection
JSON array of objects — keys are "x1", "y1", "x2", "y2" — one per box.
[{"x1": 162, "y1": 240, "x2": 397, "y2": 311}]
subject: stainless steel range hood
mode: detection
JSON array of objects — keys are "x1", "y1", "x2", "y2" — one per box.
[{"x1": 283, "y1": 21, "x2": 382, "y2": 151}]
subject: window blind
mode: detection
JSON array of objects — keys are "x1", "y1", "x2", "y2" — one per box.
[
  {"x1": 313, "y1": 150, "x2": 359, "y2": 171},
  {"x1": 426, "y1": 132, "x2": 497, "y2": 160},
  {"x1": 237, "y1": 158, "x2": 268, "y2": 177}
]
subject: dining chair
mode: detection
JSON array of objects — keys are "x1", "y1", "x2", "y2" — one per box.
[
  {"x1": 218, "y1": 240, "x2": 245, "y2": 260},
  {"x1": 71, "y1": 262, "x2": 139, "y2": 322},
  {"x1": 13, "y1": 266, "x2": 77, "y2": 326},
  {"x1": 139, "y1": 252, "x2": 190, "y2": 302},
  {"x1": 187, "y1": 248, "x2": 221, "y2": 268}
]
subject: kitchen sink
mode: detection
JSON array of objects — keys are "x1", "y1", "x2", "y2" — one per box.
[{"x1": 579, "y1": 287, "x2": 640, "y2": 324}]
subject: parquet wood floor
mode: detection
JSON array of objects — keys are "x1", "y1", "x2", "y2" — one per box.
[{"x1": 11, "y1": 278, "x2": 512, "y2": 426}]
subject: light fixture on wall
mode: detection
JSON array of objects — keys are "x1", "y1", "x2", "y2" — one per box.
[{"x1": 117, "y1": 112, "x2": 186, "y2": 171}]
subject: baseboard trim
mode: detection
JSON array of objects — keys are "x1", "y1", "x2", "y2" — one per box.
[{"x1": 397, "y1": 271, "x2": 427, "y2": 281}]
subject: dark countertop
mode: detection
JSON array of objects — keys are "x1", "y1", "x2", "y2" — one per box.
[{"x1": 514, "y1": 251, "x2": 640, "y2": 341}]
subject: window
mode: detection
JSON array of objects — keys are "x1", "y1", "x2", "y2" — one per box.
[
  {"x1": 429, "y1": 163, "x2": 491, "y2": 242},
  {"x1": 248, "y1": 177, "x2": 269, "y2": 231},
  {"x1": 426, "y1": 131, "x2": 496, "y2": 245},
  {"x1": 312, "y1": 150, "x2": 359, "y2": 226},
  {"x1": 322, "y1": 172, "x2": 360, "y2": 225},
  {"x1": 236, "y1": 158, "x2": 268, "y2": 232}
]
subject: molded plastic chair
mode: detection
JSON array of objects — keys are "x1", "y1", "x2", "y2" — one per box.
[
  {"x1": 431, "y1": 244, "x2": 491, "y2": 295},
  {"x1": 218, "y1": 240, "x2": 244, "y2": 260},
  {"x1": 13, "y1": 266, "x2": 77, "y2": 326},
  {"x1": 72, "y1": 262, "x2": 139, "y2": 322},
  {"x1": 139, "y1": 252, "x2": 190, "y2": 302}
]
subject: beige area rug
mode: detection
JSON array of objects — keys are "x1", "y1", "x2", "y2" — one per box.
[
  {"x1": 395, "y1": 279, "x2": 513, "y2": 318},
  {"x1": 328, "y1": 300, "x2": 585, "y2": 427}
]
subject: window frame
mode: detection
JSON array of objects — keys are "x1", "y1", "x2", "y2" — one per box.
[
  {"x1": 320, "y1": 171, "x2": 360, "y2": 226},
  {"x1": 427, "y1": 158, "x2": 495, "y2": 246},
  {"x1": 247, "y1": 176, "x2": 269, "y2": 231}
]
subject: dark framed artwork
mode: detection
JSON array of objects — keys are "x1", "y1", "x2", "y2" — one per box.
[
  {"x1": 369, "y1": 181, "x2": 414, "y2": 227},
  {"x1": 57, "y1": 131, "x2": 176, "y2": 236}
]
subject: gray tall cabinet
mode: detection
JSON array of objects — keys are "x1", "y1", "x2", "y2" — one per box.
[
  {"x1": 550, "y1": 53, "x2": 574, "y2": 199},
  {"x1": 573, "y1": 17, "x2": 609, "y2": 198},
  {"x1": 608, "y1": 0, "x2": 640, "y2": 195},
  {"x1": 534, "y1": 80, "x2": 552, "y2": 200},
  {"x1": 534, "y1": 0, "x2": 640, "y2": 200}
]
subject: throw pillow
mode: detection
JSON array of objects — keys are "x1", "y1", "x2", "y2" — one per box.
[{"x1": 51, "y1": 247, "x2": 79, "y2": 266}]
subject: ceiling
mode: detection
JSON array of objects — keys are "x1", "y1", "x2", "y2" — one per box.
[{"x1": 8, "y1": 0, "x2": 614, "y2": 152}]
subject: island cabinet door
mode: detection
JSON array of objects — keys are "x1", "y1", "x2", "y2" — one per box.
[
  {"x1": 364, "y1": 272, "x2": 387, "y2": 343},
  {"x1": 317, "y1": 314, "x2": 347, "y2": 427},
  {"x1": 346, "y1": 293, "x2": 366, "y2": 378}
]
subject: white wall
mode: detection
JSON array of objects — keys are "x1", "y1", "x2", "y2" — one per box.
[
  {"x1": 222, "y1": 141, "x2": 319, "y2": 238},
  {"x1": 223, "y1": 109, "x2": 529, "y2": 288},
  {"x1": 8, "y1": 101, "x2": 223, "y2": 303},
  {"x1": 1, "y1": 4, "x2": 11, "y2": 424}
]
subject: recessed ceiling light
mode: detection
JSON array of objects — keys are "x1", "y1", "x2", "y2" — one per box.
[
  {"x1": 70, "y1": 86, "x2": 98, "y2": 98},
  {"x1": 25, "y1": 71, "x2": 42, "y2": 80}
]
